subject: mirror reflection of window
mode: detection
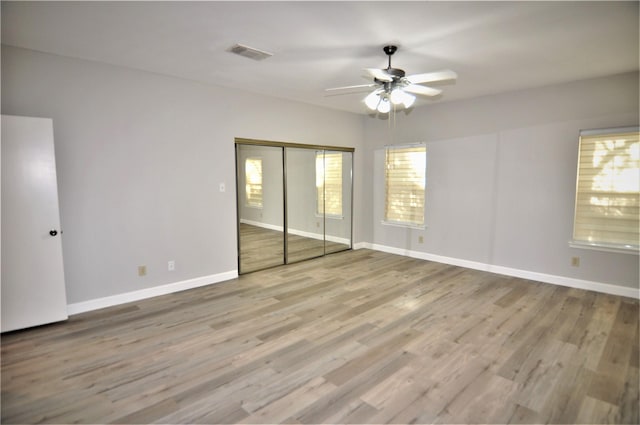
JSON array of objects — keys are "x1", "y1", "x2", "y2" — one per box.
[
  {"x1": 316, "y1": 152, "x2": 343, "y2": 217},
  {"x1": 245, "y1": 157, "x2": 263, "y2": 208}
]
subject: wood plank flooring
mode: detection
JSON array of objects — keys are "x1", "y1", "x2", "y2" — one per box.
[{"x1": 2, "y1": 249, "x2": 638, "y2": 424}]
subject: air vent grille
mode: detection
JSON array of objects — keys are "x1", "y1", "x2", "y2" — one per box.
[{"x1": 227, "y1": 43, "x2": 273, "y2": 61}]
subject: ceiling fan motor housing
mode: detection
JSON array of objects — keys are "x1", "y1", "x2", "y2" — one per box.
[
  {"x1": 383, "y1": 68, "x2": 405, "y2": 79},
  {"x1": 376, "y1": 68, "x2": 406, "y2": 92}
]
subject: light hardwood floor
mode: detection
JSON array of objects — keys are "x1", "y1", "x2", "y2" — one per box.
[{"x1": 2, "y1": 249, "x2": 638, "y2": 424}]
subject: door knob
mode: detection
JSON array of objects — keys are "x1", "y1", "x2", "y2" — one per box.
[{"x1": 49, "y1": 229, "x2": 58, "y2": 236}]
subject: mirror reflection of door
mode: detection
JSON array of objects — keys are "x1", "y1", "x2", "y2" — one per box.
[{"x1": 236, "y1": 144, "x2": 284, "y2": 274}]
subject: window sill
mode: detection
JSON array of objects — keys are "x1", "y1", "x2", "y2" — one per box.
[
  {"x1": 569, "y1": 240, "x2": 639, "y2": 255},
  {"x1": 381, "y1": 220, "x2": 426, "y2": 230}
]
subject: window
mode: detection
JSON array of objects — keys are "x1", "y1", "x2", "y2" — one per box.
[
  {"x1": 385, "y1": 144, "x2": 426, "y2": 227},
  {"x1": 572, "y1": 127, "x2": 639, "y2": 252},
  {"x1": 316, "y1": 152, "x2": 343, "y2": 216},
  {"x1": 245, "y1": 157, "x2": 263, "y2": 208}
]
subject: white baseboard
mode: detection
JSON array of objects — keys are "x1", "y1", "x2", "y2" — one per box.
[
  {"x1": 353, "y1": 242, "x2": 369, "y2": 250},
  {"x1": 360, "y1": 242, "x2": 639, "y2": 299},
  {"x1": 66, "y1": 270, "x2": 238, "y2": 315},
  {"x1": 488, "y1": 265, "x2": 639, "y2": 299},
  {"x1": 67, "y1": 243, "x2": 636, "y2": 316},
  {"x1": 241, "y1": 218, "x2": 350, "y2": 245}
]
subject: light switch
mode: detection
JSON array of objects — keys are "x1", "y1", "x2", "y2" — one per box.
[{"x1": 219, "y1": 183, "x2": 226, "y2": 192}]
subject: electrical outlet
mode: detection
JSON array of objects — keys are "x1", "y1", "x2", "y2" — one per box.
[
  {"x1": 168, "y1": 260, "x2": 175, "y2": 271},
  {"x1": 219, "y1": 183, "x2": 226, "y2": 193},
  {"x1": 571, "y1": 257, "x2": 580, "y2": 267},
  {"x1": 138, "y1": 265, "x2": 147, "y2": 276},
  {"x1": 418, "y1": 235, "x2": 424, "y2": 244},
  {"x1": 316, "y1": 221, "x2": 320, "y2": 228}
]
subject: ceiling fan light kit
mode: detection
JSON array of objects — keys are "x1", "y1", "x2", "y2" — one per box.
[{"x1": 327, "y1": 45, "x2": 457, "y2": 114}]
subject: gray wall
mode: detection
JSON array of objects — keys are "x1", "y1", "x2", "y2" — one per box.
[
  {"x1": 2, "y1": 44, "x2": 637, "y2": 306},
  {"x1": 363, "y1": 71, "x2": 639, "y2": 289},
  {"x1": 1, "y1": 46, "x2": 365, "y2": 303}
]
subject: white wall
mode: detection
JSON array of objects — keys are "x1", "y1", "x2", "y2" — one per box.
[
  {"x1": 364, "y1": 72, "x2": 639, "y2": 291},
  {"x1": 1, "y1": 46, "x2": 365, "y2": 305}
]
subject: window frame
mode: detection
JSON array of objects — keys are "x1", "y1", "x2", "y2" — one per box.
[
  {"x1": 570, "y1": 126, "x2": 639, "y2": 254},
  {"x1": 382, "y1": 143, "x2": 427, "y2": 229}
]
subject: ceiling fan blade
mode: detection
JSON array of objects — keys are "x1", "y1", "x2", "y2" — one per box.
[
  {"x1": 325, "y1": 83, "x2": 378, "y2": 92},
  {"x1": 403, "y1": 84, "x2": 443, "y2": 97},
  {"x1": 363, "y1": 68, "x2": 394, "y2": 82},
  {"x1": 405, "y1": 69, "x2": 458, "y2": 84}
]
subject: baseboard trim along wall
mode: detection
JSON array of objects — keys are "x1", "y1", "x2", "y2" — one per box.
[
  {"x1": 355, "y1": 242, "x2": 639, "y2": 299},
  {"x1": 67, "y1": 241, "x2": 636, "y2": 316},
  {"x1": 66, "y1": 270, "x2": 238, "y2": 315}
]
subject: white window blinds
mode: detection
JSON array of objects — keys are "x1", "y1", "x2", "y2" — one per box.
[
  {"x1": 316, "y1": 152, "x2": 343, "y2": 216},
  {"x1": 245, "y1": 157, "x2": 263, "y2": 208},
  {"x1": 573, "y1": 128, "x2": 639, "y2": 251},
  {"x1": 385, "y1": 145, "x2": 426, "y2": 226}
]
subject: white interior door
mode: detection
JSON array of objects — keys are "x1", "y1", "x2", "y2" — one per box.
[{"x1": 1, "y1": 115, "x2": 68, "y2": 332}]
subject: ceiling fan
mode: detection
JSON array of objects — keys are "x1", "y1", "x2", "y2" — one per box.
[{"x1": 326, "y1": 45, "x2": 457, "y2": 113}]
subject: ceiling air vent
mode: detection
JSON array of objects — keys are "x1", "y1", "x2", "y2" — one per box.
[{"x1": 227, "y1": 43, "x2": 273, "y2": 61}]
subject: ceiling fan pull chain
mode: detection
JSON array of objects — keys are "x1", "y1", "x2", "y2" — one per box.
[{"x1": 393, "y1": 104, "x2": 397, "y2": 133}]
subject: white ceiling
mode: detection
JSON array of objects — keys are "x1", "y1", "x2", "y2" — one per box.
[{"x1": 2, "y1": 1, "x2": 638, "y2": 114}]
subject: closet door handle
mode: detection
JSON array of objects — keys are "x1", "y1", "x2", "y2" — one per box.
[{"x1": 49, "y1": 229, "x2": 58, "y2": 237}]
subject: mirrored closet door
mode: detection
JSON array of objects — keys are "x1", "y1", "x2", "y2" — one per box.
[
  {"x1": 236, "y1": 144, "x2": 284, "y2": 274},
  {"x1": 235, "y1": 139, "x2": 354, "y2": 274}
]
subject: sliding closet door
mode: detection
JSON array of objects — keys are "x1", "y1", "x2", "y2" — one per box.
[
  {"x1": 236, "y1": 139, "x2": 354, "y2": 274},
  {"x1": 323, "y1": 150, "x2": 353, "y2": 254},
  {"x1": 236, "y1": 144, "x2": 284, "y2": 273},
  {"x1": 285, "y1": 147, "x2": 325, "y2": 263}
]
